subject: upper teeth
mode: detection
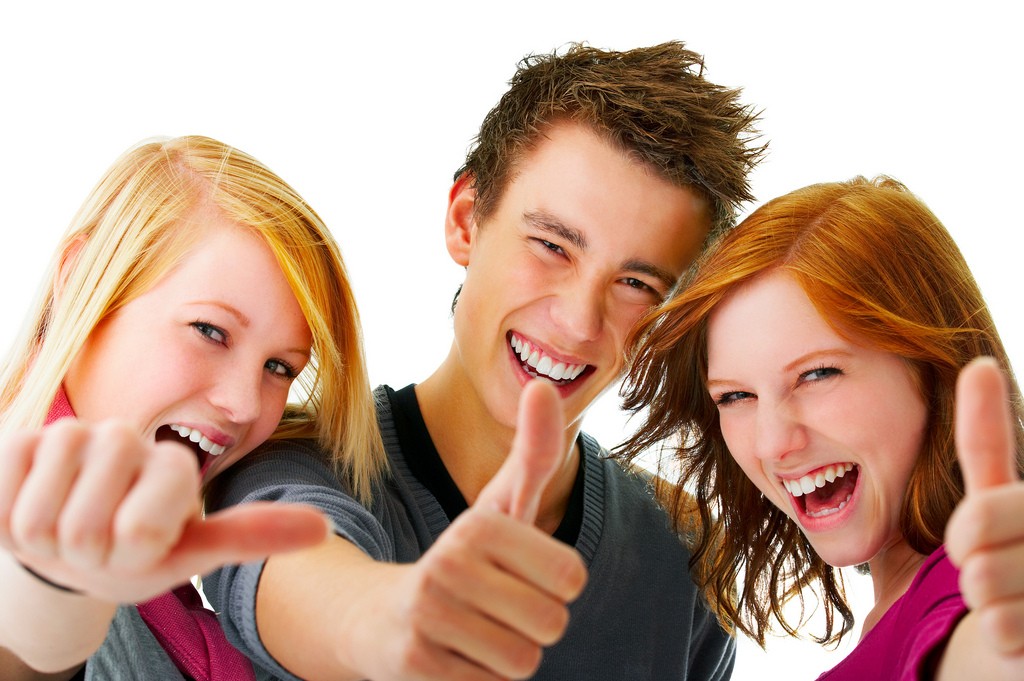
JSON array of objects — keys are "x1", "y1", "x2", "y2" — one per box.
[
  {"x1": 169, "y1": 424, "x2": 226, "y2": 456},
  {"x1": 782, "y1": 463, "x2": 854, "y2": 497},
  {"x1": 510, "y1": 334, "x2": 586, "y2": 382}
]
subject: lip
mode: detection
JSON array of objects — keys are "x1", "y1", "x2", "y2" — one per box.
[
  {"x1": 156, "y1": 422, "x2": 237, "y2": 477},
  {"x1": 782, "y1": 463, "x2": 862, "y2": 533},
  {"x1": 506, "y1": 330, "x2": 594, "y2": 397}
]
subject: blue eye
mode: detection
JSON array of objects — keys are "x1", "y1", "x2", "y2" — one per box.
[
  {"x1": 266, "y1": 359, "x2": 298, "y2": 380},
  {"x1": 192, "y1": 321, "x2": 227, "y2": 344},
  {"x1": 801, "y1": 366, "x2": 842, "y2": 382},
  {"x1": 713, "y1": 390, "x2": 753, "y2": 406}
]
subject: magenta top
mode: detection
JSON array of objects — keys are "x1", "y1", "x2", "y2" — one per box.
[{"x1": 817, "y1": 547, "x2": 967, "y2": 680}]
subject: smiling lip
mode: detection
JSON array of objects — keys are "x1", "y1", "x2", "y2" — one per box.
[
  {"x1": 779, "y1": 462, "x2": 861, "y2": 531},
  {"x1": 158, "y1": 423, "x2": 234, "y2": 476},
  {"x1": 507, "y1": 331, "x2": 594, "y2": 396}
]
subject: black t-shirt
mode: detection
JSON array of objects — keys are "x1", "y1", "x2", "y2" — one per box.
[{"x1": 386, "y1": 384, "x2": 584, "y2": 546}]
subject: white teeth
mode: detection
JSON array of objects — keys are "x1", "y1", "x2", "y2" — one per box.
[
  {"x1": 508, "y1": 334, "x2": 587, "y2": 383},
  {"x1": 783, "y1": 463, "x2": 855, "y2": 498},
  {"x1": 169, "y1": 424, "x2": 226, "y2": 456},
  {"x1": 537, "y1": 356, "x2": 553, "y2": 375}
]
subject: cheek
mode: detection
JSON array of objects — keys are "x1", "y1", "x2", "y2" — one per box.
[
  {"x1": 719, "y1": 417, "x2": 778, "y2": 495},
  {"x1": 250, "y1": 384, "x2": 292, "y2": 445},
  {"x1": 717, "y1": 414, "x2": 750, "y2": 465}
]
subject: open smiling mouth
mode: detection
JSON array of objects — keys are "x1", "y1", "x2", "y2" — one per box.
[
  {"x1": 782, "y1": 463, "x2": 860, "y2": 519},
  {"x1": 155, "y1": 424, "x2": 226, "y2": 473},
  {"x1": 508, "y1": 332, "x2": 592, "y2": 384}
]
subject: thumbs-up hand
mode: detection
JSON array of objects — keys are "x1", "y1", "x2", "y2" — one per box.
[
  {"x1": 945, "y1": 357, "x2": 1024, "y2": 665},
  {"x1": 475, "y1": 378, "x2": 566, "y2": 523},
  {"x1": 348, "y1": 380, "x2": 588, "y2": 681},
  {"x1": 0, "y1": 419, "x2": 330, "y2": 604}
]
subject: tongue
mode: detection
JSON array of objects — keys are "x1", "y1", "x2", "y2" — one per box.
[{"x1": 804, "y1": 468, "x2": 858, "y2": 515}]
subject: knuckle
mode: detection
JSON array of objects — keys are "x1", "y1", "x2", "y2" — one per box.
[
  {"x1": 550, "y1": 550, "x2": 588, "y2": 600},
  {"x1": 57, "y1": 518, "x2": 106, "y2": 558},
  {"x1": 506, "y1": 641, "x2": 543, "y2": 679},
  {"x1": 450, "y1": 510, "x2": 491, "y2": 544},
  {"x1": 961, "y1": 554, "x2": 1001, "y2": 606},
  {"x1": 113, "y1": 515, "x2": 177, "y2": 558},
  {"x1": 965, "y1": 494, "x2": 1001, "y2": 539},
  {"x1": 152, "y1": 442, "x2": 203, "y2": 479},
  {"x1": 394, "y1": 634, "x2": 435, "y2": 676},
  {"x1": 981, "y1": 604, "x2": 1024, "y2": 654},
  {"x1": 534, "y1": 602, "x2": 571, "y2": 645},
  {"x1": 427, "y1": 547, "x2": 469, "y2": 584},
  {"x1": 10, "y1": 513, "x2": 55, "y2": 553},
  {"x1": 405, "y1": 573, "x2": 443, "y2": 627}
]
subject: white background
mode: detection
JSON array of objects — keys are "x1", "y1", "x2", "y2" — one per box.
[{"x1": 1, "y1": 1, "x2": 1019, "y2": 677}]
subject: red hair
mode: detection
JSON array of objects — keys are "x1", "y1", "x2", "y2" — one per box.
[{"x1": 619, "y1": 176, "x2": 1024, "y2": 645}]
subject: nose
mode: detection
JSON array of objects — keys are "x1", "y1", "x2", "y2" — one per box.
[
  {"x1": 550, "y1": 278, "x2": 604, "y2": 344},
  {"x1": 753, "y1": 398, "x2": 807, "y2": 462},
  {"x1": 208, "y1": 365, "x2": 263, "y2": 425}
]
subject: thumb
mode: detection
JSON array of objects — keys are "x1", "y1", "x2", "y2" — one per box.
[
  {"x1": 956, "y1": 356, "x2": 1019, "y2": 495},
  {"x1": 476, "y1": 379, "x2": 566, "y2": 524},
  {"x1": 163, "y1": 503, "x2": 331, "y2": 577}
]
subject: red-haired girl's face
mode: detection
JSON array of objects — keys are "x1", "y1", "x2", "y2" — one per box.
[{"x1": 705, "y1": 270, "x2": 928, "y2": 573}]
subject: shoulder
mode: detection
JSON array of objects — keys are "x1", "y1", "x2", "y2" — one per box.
[
  {"x1": 579, "y1": 432, "x2": 687, "y2": 545},
  {"x1": 581, "y1": 434, "x2": 660, "y2": 509},
  {"x1": 206, "y1": 437, "x2": 345, "y2": 508},
  {"x1": 87, "y1": 606, "x2": 185, "y2": 680},
  {"x1": 898, "y1": 547, "x2": 961, "y2": 605}
]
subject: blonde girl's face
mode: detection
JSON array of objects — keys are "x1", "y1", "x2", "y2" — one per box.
[{"x1": 63, "y1": 208, "x2": 312, "y2": 483}]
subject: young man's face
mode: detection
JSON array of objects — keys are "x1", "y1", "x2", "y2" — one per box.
[{"x1": 446, "y1": 121, "x2": 711, "y2": 432}]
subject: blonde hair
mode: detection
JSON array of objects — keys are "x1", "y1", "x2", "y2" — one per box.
[{"x1": 0, "y1": 136, "x2": 385, "y2": 503}]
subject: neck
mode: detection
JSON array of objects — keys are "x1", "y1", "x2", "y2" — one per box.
[
  {"x1": 861, "y1": 539, "x2": 926, "y2": 637},
  {"x1": 415, "y1": 348, "x2": 582, "y2": 533}
]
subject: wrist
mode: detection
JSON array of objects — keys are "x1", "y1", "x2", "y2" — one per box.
[{"x1": 16, "y1": 560, "x2": 84, "y2": 595}]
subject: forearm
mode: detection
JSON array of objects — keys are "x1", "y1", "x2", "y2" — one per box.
[
  {"x1": 0, "y1": 647, "x2": 82, "y2": 681},
  {"x1": 255, "y1": 536, "x2": 390, "y2": 681},
  {"x1": 0, "y1": 552, "x2": 115, "y2": 673}
]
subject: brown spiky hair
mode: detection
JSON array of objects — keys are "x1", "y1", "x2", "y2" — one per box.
[{"x1": 455, "y1": 41, "x2": 766, "y2": 239}]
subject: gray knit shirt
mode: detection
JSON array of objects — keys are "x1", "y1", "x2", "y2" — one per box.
[{"x1": 205, "y1": 386, "x2": 735, "y2": 680}]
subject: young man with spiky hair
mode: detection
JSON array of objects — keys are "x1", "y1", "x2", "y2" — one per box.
[{"x1": 207, "y1": 41, "x2": 764, "y2": 680}]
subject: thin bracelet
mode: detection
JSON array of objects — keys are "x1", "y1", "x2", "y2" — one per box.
[{"x1": 16, "y1": 560, "x2": 84, "y2": 595}]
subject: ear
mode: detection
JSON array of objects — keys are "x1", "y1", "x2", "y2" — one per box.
[
  {"x1": 445, "y1": 173, "x2": 478, "y2": 267},
  {"x1": 54, "y1": 235, "x2": 88, "y2": 302}
]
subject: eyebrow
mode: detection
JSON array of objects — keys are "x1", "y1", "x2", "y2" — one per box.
[
  {"x1": 706, "y1": 348, "x2": 854, "y2": 389},
  {"x1": 194, "y1": 301, "x2": 251, "y2": 327},
  {"x1": 523, "y1": 211, "x2": 680, "y2": 292},
  {"x1": 525, "y1": 211, "x2": 588, "y2": 250},
  {"x1": 192, "y1": 301, "x2": 311, "y2": 358},
  {"x1": 782, "y1": 348, "x2": 854, "y2": 374},
  {"x1": 622, "y1": 259, "x2": 679, "y2": 293}
]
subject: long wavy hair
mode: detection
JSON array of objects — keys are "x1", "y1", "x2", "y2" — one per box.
[
  {"x1": 619, "y1": 176, "x2": 1024, "y2": 645},
  {"x1": 0, "y1": 136, "x2": 385, "y2": 502}
]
